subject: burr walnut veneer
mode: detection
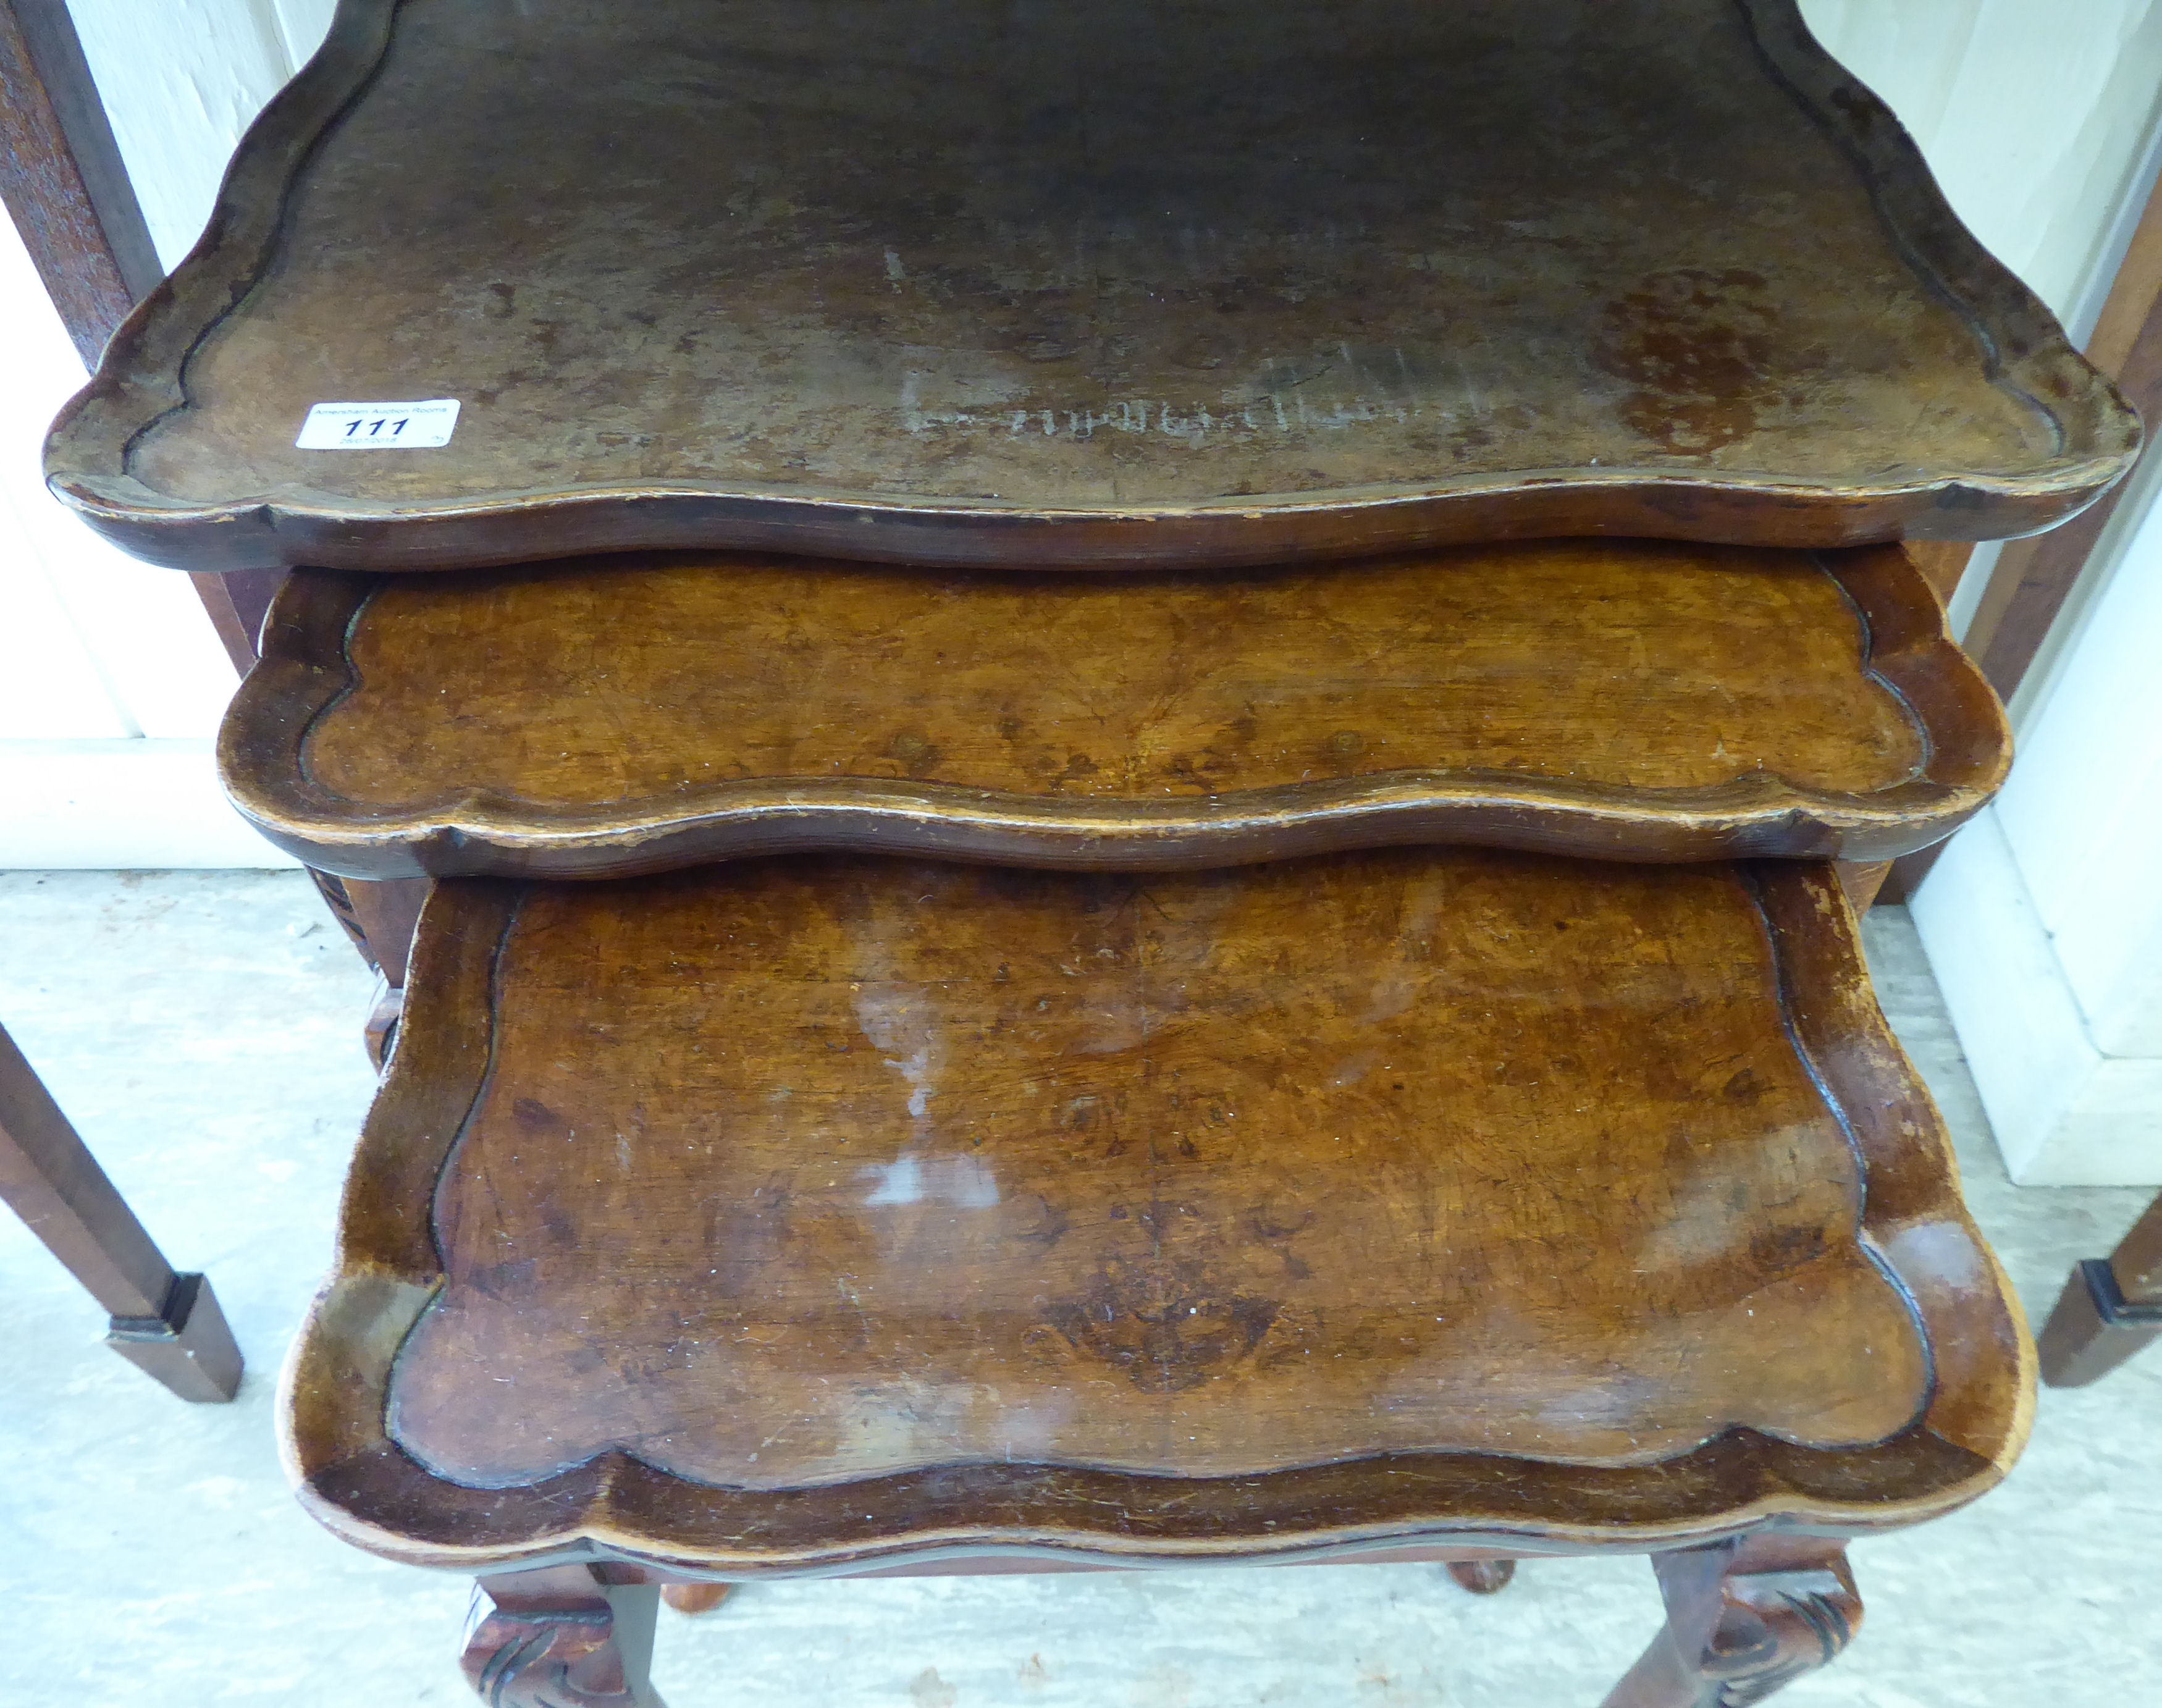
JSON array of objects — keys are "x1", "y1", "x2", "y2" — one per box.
[
  {"x1": 46, "y1": 0, "x2": 2136, "y2": 574},
  {"x1": 286, "y1": 849, "x2": 2027, "y2": 1703},
  {"x1": 224, "y1": 539, "x2": 2007, "y2": 880}
]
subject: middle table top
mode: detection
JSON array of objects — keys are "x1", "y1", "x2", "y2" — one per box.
[
  {"x1": 221, "y1": 537, "x2": 2005, "y2": 878},
  {"x1": 49, "y1": 0, "x2": 2135, "y2": 573}
]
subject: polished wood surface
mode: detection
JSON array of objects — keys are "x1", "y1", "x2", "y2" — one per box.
[
  {"x1": 393, "y1": 855, "x2": 1928, "y2": 1484},
  {"x1": 0, "y1": 1020, "x2": 242, "y2": 1402},
  {"x1": 49, "y1": 0, "x2": 2135, "y2": 574},
  {"x1": 224, "y1": 541, "x2": 2008, "y2": 879},
  {"x1": 285, "y1": 851, "x2": 2027, "y2": 1574}
]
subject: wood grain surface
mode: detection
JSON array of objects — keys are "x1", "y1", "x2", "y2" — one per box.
[
  {"x1": 49, "y1": 0, "x2": 2135, "y2": 574},
  {"x1": 283, "y1": 851, "x2": 2030, "y2": 1574},
  {"x1": 222, "y1": 541, "x2": 2008, "y2": 878}
]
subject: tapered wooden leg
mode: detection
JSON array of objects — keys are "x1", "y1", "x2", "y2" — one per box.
[
  {"x1": 309, "y1": 870, "x2": 430, "y2": 981},
  {"x1": 461, "y1": 1565, "x2": 664, "y2": 1707},
  {"x1": 1445, "y1": 1559, "x2": 1516, "y2": 1594},
  {"x1": 0, "y1": 1022, "x2": 242, "y2": 1401},
  {"x1": 1602, "y1": 1537, "x2": 1860, "y2": 1708},
  {"x1": 659, "y1": 1581, "x2": 734, "y2": 1615},
  {"x1": 310, "y1": 872, "x2": 429, "y2": 1066},
  {"x1": 105, "y1": 1270, "x2": 244, "y2": 1402},
  {"x1": 188, "y1": 567, "x2": 286, "y2": 675},
  {"x1": 1833, "y1": 860, "x2": 1892, "y2": 912},
  {"x1": 363, "y1": 975, "x2": 404, "y2": 1073},
  {"x1": 2038, "y1": 1191, "x2": 2162, "y2": 1387}
]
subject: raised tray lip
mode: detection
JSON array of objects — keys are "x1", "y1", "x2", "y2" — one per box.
[
  {"x1": 277, "y1": 859, "x2": 2032, "y2": 1575},
  {"x1": 44, "y1": 0, "x2": 2142, "y2": 574},
  {"x1": 217, "y1": 542, "x2": 2013, "y2": 878}
]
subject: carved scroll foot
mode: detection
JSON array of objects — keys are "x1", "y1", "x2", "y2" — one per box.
[
  {"x1": 1445, "y1": 1559, "x2": 1516, "y2": 1594},
  {"x1": 461, "y1": 1565, "x2": 663, "y2": 1707},
  {"x1": 1602, "y1": 1537, "x2": 1860, "y2": 1708},
  {"x1": 660, "y1": 1581, "x2": 734, "y2": 1617}
]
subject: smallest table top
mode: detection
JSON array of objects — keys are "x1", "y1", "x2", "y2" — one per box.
[
  {"x1": 285, "y1": 850, "x2": 2028, "y2": 1575},
  {"x1": 222, "y1": 538, "x2": 2007, "y2": 878},
  {"x1": 47, "y1": 0, "x2": 2136, "y2": 573}
]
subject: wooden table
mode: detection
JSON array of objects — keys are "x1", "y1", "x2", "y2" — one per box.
[
  {"x1": 222, "y1": 539, "x2": 2003, "y2": 880},
  {"x1": 43, "y1": 2, "x2": 2138, "y2": 1701},
  {"x1": 287, "y1": 848, "x2": 2022, "y2": 1707},
  {"x1": 212, "y1": 526, "x2": 2024, "y2": 1706},
  {"x1": 46, "y1": 0, "x2": 2133, "y2": 574}
]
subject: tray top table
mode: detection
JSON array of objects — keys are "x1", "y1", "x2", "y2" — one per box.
[
  {"x1": 288, "y1": 848, "x2": 2027, "y2": 1575},
  {"x1": 49, "y1": 0, "x2": 2137, "y2": 574},
  {"x1": 102, "y1": 6, "x2": 2045, "y2": 1700},
  {"x1": 223, "y1": 538, "x2": 2008, "y2": 878}
]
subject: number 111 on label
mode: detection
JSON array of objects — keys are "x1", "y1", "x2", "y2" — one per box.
[{"x1": 296, "y1": 398, "x2": 461, "y2": 450}]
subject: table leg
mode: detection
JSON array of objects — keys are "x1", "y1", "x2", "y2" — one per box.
[
  {"x1": 1603, "y1": 1536, "x2": 1860, "y2": 1708},
  {"x1": 0, "y1": 1020, "x2": 242, "y2": 1401},
  {"x1": 658, "y1": 1582, "x2": 734, "y2": 1616},
  {"x1": 1833, "y1": 860, "x2": 1892, "y2": 912},
  {"x1": 309, "y1": 871, "x2": 429, "y2": 987},
  {"x1": 461, "y1": 1565, "x2": 663, "y2": 1707},
  {"x1": 2038, "y1": 1190, "x2": 2162, "y2": 1386},
  {"x1": 309, "y1": 872, "x2": 429, "y2": 1066}
]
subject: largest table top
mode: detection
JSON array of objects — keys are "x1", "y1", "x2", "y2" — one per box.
[{"x1": 50, "y1": 0, "x2": 2137, "y2": 573}]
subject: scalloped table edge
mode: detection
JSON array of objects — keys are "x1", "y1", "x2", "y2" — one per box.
[
  {"x1": 276, "y1": 860, "x2": 2033, "y2": 1575},
  {"x1": 218, "y1": 543, "x2": 2011, "y2": 879},
  {"x1": 42, "y1": 0, "x2": 2141, "y2": 573}
]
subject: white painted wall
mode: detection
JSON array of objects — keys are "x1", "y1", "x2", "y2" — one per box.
[
  {"x1": 0, "y1": 0, "x2": 336, "y2": 867},
  {"x1": 0, "y1": 179, "x2": 289, "y2": 865},
  {"x1": 1914, "y1": 474, "x2": 2162, "y2": 1184},
  {"x1": 66, "y1": 0, "x2": 335, "y2": 272},
  {"x1": 1802, "y1": 0, "x2": 2162, "y2": 323},
  {"x1": 1801, "y1": 0, "x2": 2162, "y2": 641},
  {"x1": 1999, "y1": 492, "x2": 2162, "y2": 1059},
  {"x1": 1815, "y1": 4, "x2": 2162, "y2": 1182}
]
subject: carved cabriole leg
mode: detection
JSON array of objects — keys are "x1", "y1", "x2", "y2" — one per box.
[
  {"x1": 461, "y1": 1565, "x2": 663, "y2": 1708},
  {"x1": 1602, "y1": 1536, "x2": 1860, "y2": 1708},
  {"x1": 658, "y1": 1581, "x2": 734, "y2": 1615},
  {"x1": 1445, "y1": 1559, "x2": 1516, "y2": 1594}
]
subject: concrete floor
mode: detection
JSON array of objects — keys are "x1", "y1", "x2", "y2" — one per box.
[{"x1": 1, "y1": 869, "x2": 2157, "y2": 1707}]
